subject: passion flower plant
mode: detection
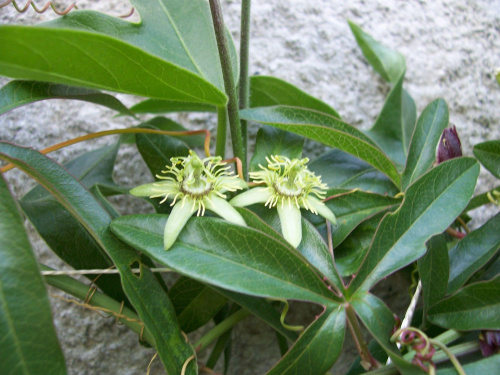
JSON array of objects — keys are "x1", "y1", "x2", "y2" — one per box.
[
  {"x1": 130, "y1": 151, "x2": 247, "y2": 250},
  {"x1": 230, "y1": 155, "x2": 336, "y2": 248}
]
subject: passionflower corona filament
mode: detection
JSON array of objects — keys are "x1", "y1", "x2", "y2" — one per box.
[
  {"x1": 130, "y1": 151, "x2": 247, "y2": 250},
  {"x1": 230, "y1": 155, "x2": 336, "y2": 248}
]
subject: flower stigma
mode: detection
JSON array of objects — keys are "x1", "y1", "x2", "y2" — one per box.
[
  {"x1": 230, "y1": 155, "x2": 336, "y2": 248},
  {"x1": 130, "y1": 150, "x2": 247, "y2": 250}
]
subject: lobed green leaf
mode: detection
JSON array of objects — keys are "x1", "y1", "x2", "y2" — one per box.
[
  {"x1": 240, "y1": 106, "x2": 401, "y2": 188},
  {"x1": 0, "y1": 142, "x2": 197, "y2": 375},
  {"x1": 266, "y1": 307, "x2": 345, "y2": 375},
  {"x1": 402, "y1": 99, "x2": 449, "y2": 190},
  {"x1": 110, "y1": 214, "x2": 340, "y2": 305},
  {"x1": 428, "y1": 276, "x2": 500, "y2": 330},
  {"x1": 447, "y1": 212, "x2": 500, "y2": 294},
  {"x1": 349, "y1": 157, "x2": 479, "y2": 293}
]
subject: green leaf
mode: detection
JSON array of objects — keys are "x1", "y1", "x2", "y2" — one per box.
[
  {"x1": 473, "y1": 140, "x2": 500, "y2": 179},
  {"x1": 402, "y1": 99, "x2": 449, "y2": 190},
  {"x1": 345, "y1": 340, "x2": 387, "y2": 375},
  {"x1": 169, "y1": 277, "x2": 226, "y2": 333},
  {"x1": 447, "y1": 212, "x2": 500, "y2": 294},
  {"x1": 367, "y1": 75, "x2": 416, "y2": 167},
  {"x1": 0, "y1": 142, "x2": 197, "y2": 375},
  {"x1": 349, "y1": 157, "x2": 479, "y2": 294},
  {"x1": 304, "y1": 189, "x2": 401, "y2": 249},
  {"x1": 20, "y1": 144, "x2": 128, "y2": 304},
  {"x1": 110, "y1": 214, "x2": 340, "y2": 305},
  {"x1": 351, "y1": 292, "x2": 426, "y2": 374},
  {"x1": 308, "y1": 149, "x2": 399, "y2": 196},
  {"x1": 0, "y1": 24, "x2": 226, "y2": 106},
  {"x1": 130, "y1": 99, "x2": 216, "y2": 114},
  {"x1": 249, "y1": 126, "x2": 304, "y2": 172},
  {"x1": 418, "y1": 234, "x2": 449, "y2": 325},
  {"x1": 0, "y1": 80, "x2": 134, "y2": 116},
  {"x1": 238, "y1": 206, "x2": 344, "y2": 292},
  {"x1": 437, "y1": 354, "x2": 500, "y2": 375},
  {"x1": 428, "y1": 276, "x2": 500, "y2": 330},
  {"x1": 240, "y1": 106, "x2": 401, "y2": 188},
  {"x1": 0, "y1": 173, "x2": 66, "y2": 375},
  {"x1": 348, "y1": 21, "x2": 405, "y2": 83},
  {"x1": 136, "y1": 126, "x2": 190, "y2": 177},
  {"x1": 44, "y1": 0, "x2": 239, "y2": 96},
  {"x1": 348, "y1": 21, "x2": 416, "y2": 167},
  {"x1": 212, "y1": 287, "x2": 297, "y2": 341},
  {"x1": 249, "y1": 75, "x2": 340, "y2": 118},
  {"x1": 334, "y1": 211, "x2": 386, "y2": 278},
  {"x1": 266, "y1": 307, "x2": 345, "y2": 375}
]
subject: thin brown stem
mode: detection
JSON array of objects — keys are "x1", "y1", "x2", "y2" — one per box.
[{"x1": 0, "y1": 128, "x2": 211, "y2": 173}]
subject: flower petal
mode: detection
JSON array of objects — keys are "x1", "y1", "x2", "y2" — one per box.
[
  {"x1": 130, "y1": 181, "x2": 176, "y2": 197},
  {"x1": 207, "y1": 196, "x2": 247, "y2": 227},
  {"x1": 277, "y1": 201, "x2": 302, "y2": 248},
  {"x1": 306, "y1": 196, "x2": 337, "y2": 225},
  {"x1": 163, "y1": 199, "x2": 194, "y2": 250},
  {"x1": 229, "y1": 187, "x2": 272, "y2": 207}
]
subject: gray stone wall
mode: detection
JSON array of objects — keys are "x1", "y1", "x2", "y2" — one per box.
[{"x1": 1, "y1": 1, "x2": 499, "y2": 374}]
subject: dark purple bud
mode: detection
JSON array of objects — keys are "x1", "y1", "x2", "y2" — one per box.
[
  {"x1": 480, "y1": 330, "x2": 500, "y2": 357},
  {"x1": 437, "y1": 126, "x2": 462, "y2": 164}
]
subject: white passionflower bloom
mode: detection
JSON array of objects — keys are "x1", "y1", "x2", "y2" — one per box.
[
  {"x1": 130, "y1": 150, "x2": 247, "y2": 250},
  {"x1": 230, "y1": 155, "x2": 336, "y2": 248}
]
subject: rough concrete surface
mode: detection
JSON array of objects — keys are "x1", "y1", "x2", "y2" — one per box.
[{"x1": 1, "y1": 0, "x2": 499, "y2": 374}]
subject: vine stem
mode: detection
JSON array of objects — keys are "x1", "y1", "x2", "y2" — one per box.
[
  {"x1": 345, "y1": 304, "x2": 378, "y2": 370},
  {"x1": 194, "y1": 308, "x2": 250, "y2": 352},
  {"x1": 215, "y1": 106, "x2": 228, "y2": 159},
  {"x1": 238, "y1": 0, "x2": 251, "y2": 162},
  {"x1": 209, "y1": 0, "x2": 247, "y2": 179},
  {"x1": 0, "y1": 128, "x2": 211, "y2": 173},
  {"x1": 39, "y1": 264, "x2": 155, "y2": 346}
]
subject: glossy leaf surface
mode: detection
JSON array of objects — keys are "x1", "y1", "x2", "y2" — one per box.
[
  {"x1": 348, "y1": 21, "x2": 405, "y2": 83},
  {"x1": 351, "y1": 293, "x2": 426, "y2": 374},
  {"x1": 0, "y1": 25, "x2": 225, "y2": 106},
  {"x1": 0, "y1": 173, "x2": 66, "y2": 375},
  {"x1": 240, "y1": 106, "x2": 401, "y2": 188},
  {"x1": 44, "y1": 0, "x2": 238, "y2": 95},
  {"x1": 473, "y1": 140, "x2": 500, "y2": 179},
  {"x1": 266, "y1": 307, "x2": 345, "y2": 375},
  {"x1": 349, "y1": 157, "x2": 479, "y2": 293},
  {"x1": 447, "y1": 212, "x2": 500, "y2": 294},
  {"x1": 110, "y1": 214, "x2": 340, "y2": 305},
  {"x1": 169, "y1": 277, "x2": 226, "y2": 333},
  {"x1": 20, "y1": 144, "x2": 128, "y2": 304},
  {"x1": 0, "y1": 142, "x2": 197, "y2": 375},
  {"x1": 249, "y1": 75, "x2": 340, "y2": 118},
  {"x1": 349, "y1": 21, "x2": 416, "y2": 165},
  {"x1": 334, "y1": 212, "x2": 386, "y2": 277},
  {"x1": 131, "y1": 99, "x2": 216, "y2": 114},
  {"x1": 249, "y1": 126, "x2": 304, "y2": 172},
  {"x1": 212, "y1": 287, "x2": 297, "y2": 341},
  {"x1": 240, "y1": 207, "x2": 344, "y2": 291},
  {"x1": 418, "y1": 234, "x2": 449, "y2": 324},
  {"x1": 309, "y1": 149, "x2": 399, "y2": 196},
  {"x1": 0, "y1": 80, "x2": 133, "y2": 116},
  {"x1": 305, "y1": 189, "x2": 400, "y2": 249},
  {"x1": 402, "y1": 99, "x2": 449, "y2": 190},
  {"x1": 437, "y1": 355, "x2": 500, "y2": 375},
  {"x1": 136, "y1": 127, "x2": 190, "y2": 177},
  {"x1": 428, "y1": 276, "x2": 500, "y2": 330}
]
